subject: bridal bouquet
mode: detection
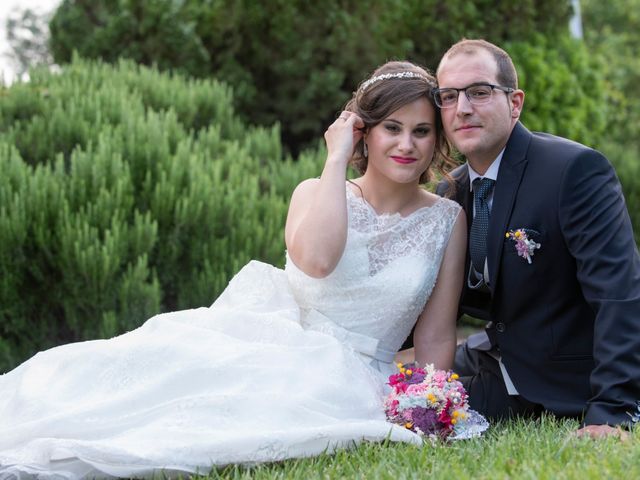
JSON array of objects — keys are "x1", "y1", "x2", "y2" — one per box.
[{"x1": 384, "y1": 363, "x2": 486, "y2": 440}]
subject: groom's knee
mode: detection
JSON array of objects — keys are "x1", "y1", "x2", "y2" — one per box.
[{"x1": 453, "y1": 342, "x2": 481, "y2": 376}]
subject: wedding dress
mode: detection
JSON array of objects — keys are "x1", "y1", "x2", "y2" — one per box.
[{"x1": 0, "y1": 187, "x2": 464, "y2": 479}]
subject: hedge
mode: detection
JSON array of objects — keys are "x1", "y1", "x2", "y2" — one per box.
[{"x1": 0, "y1": 58, "x2": 323, "y2": 371}]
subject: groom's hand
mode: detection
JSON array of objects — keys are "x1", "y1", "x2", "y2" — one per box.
[{"x1": 575, "y1": 424, "x2": 630, "y2": 441}]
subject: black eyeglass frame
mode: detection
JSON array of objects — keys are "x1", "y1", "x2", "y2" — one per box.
[{"x1": 432, "y1": 83, "x2": 514, "y2": 108}]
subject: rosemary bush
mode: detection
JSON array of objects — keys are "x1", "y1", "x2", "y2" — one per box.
[{"x1": 0, "y1": 58, "x2": 323, "y2": 371}]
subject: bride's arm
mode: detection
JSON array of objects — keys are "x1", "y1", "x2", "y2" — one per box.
[
  {"x1": 285, "y1": 113, "x2": 364, "y2": 278},
  {"x1": 413, "y1": 210, "x2": 467, "y2": 370}
]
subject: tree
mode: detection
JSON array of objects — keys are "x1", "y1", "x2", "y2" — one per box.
[
  {"x1": 581, "y1": 0, "x2": 640, "y2": 147},
  {"x1": 49, "y1": 0, "x2": 210, "y2": 77},
  {"x1": 581, "y1": 0, "x2": 640, "y2": 244},
  {"x1": 49, "y1": 0, "x2": 574, "y2": 154}
]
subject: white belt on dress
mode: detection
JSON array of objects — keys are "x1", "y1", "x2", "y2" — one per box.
[{"x1": 301, "y1": 309, "x2": 396, "y2": 366}]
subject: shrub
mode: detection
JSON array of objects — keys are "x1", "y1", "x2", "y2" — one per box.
[
  {"x1": 0, "y1": 58, "x2": 324, "y2": 371},
  {"x1": 599, "y1": 142, "x2": 640, "y2": 246},
  {"x1": 506, "y1": 34, "x2": 608, "y2": 149},
  {"x1": 581, "y1": 0, "x2": 640, "y2": 148}
]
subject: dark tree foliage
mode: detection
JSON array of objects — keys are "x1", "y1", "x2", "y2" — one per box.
[
  {"x1": 50, "y1": 0, "x2": 210, "y2": 76},
  {"x1": 581, "y1": 0, "x2": 639, "y2": 147},
  {"x1": 49, "y1": 0, "x2": 573, "y2": 153},
  {"x1": 581, "y1": 0, "x2": 640, "y2": 244}
]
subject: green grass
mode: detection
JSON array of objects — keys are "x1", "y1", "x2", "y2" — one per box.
[{"x1": 194, "y1": 416, "x2": 639, "y2": 479}]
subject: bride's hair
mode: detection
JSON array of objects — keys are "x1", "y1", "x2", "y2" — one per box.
[{"x1": 344, "y1": 60, "x2": 456, "y2": 190}]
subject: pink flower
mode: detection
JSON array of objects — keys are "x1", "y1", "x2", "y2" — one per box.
[
  {"x1": 432, "y1": 371, "x2": 448, "y2": 385},
  {"x1": 406, "y1": 383, "x2": 429, "y2": 396},
  {"x1": 506, "y1": 229, "x2": 541, "y2": 264},
  {"x1": 386, "y1": 399, "x2": 399, "y2": 416}
]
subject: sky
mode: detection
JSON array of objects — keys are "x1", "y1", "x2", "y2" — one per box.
[{"x1": 0, "y1": 0, "x2": 61, "y2": 84}]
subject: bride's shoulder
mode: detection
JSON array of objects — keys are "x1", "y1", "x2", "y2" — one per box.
[
  {"x1": 288, "y1": 178, "x2": 321, "y2": 208},
  {"x1": 291, "y1": 178, "x2": 320, "y2": 196}
]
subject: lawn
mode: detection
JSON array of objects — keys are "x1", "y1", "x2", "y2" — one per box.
[{"x1": 196, "y1": 415, "x2": 639, "y2": 479}]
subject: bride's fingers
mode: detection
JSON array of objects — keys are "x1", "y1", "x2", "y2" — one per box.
[
  {"x1": 352, "y1": 127, "x2": 364, "y2": 146},
  {"x1": 351, "y1": 115, "x2": 365, "y2": 130},
  {"x1": 327, "y1": 111, "x2": 358, "y2": 133},
  {"x1": 327, "y1": 113, "x2": 351, "y2": 132},
  {"x1": 336, "y1": 113, "x2": 365, "y2": 140},
  {"x1": 338, "y1": 112, "x2": 365, "y2": 130},
  {"x1": 324, "y1": 111, "x2": 366, "y2": 161},
  {"x1": 345, "y1": 114, "x2": 365, "y2": 146}
]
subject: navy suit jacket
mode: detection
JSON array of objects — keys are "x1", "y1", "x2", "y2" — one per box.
[{"x1": 437, "y1": 122, "x2": 640, "y2": 426}]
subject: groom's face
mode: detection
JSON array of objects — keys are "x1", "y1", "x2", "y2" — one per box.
[{"x1": 437, "y1": 49, "x2": 522, "y2": 174}]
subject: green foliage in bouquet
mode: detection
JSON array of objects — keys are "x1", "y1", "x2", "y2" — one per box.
[{"x1": 0, "y1": 58, "x2": 324, "y2": 371}]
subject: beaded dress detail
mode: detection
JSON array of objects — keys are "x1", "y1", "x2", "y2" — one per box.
[{"x1": 0, "y1": 188, "x2": 461, "y2": 479}]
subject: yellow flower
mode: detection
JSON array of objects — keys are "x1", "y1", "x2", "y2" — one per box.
[
  {"x1": 396, "y1": 362, "x2": 403, "y2": 369},
  {"x1": 406, "y1": 369, "x2": 413, "y2": 376},
  {"x1": 451, "y1": 373, "x2": 459, "y2": 380},
  {"x1": 427, "y1": 393, "x2": 436, "y2": 403},
  {"x1": 405, "y1": 422, "x2": 413, "y2": 429},
  {"x1": 452, "y1": 411, "x2": 459, "y2": 418},
  {"x1": 514, "y1": 230, "x2": 522, "y2": 238},
  {"x1": 451, "y1": 419, "x2": 457, "y2": 425},
  {"x1": 505, "y1": 232, "x2": 510, "y2": 238}
]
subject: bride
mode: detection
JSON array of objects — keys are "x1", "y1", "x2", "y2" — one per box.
[{"x1": 0, "y1": 60, "x2": 468, "y2": 478}]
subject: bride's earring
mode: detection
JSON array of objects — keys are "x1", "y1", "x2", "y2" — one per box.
[{"x1": 363, "y1": 142, "x2": 368, "y2": 158}]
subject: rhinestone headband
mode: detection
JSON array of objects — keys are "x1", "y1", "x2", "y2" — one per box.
[{"x1": 360, "y1": 71, "x2": 429, "y2": 91}]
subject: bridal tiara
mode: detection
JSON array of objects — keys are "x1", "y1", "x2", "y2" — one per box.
[{"x1": 360, "y1": 71, "x2": 431, "y2": 91}]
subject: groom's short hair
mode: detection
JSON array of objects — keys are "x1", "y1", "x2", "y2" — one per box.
[{"x1": 438, "y1": 39, "x2": 518, "y2": 90}]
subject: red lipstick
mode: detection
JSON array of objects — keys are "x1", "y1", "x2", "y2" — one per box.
[{"x1": 390, "y1": 156, "x2": 417, "y2": 164}]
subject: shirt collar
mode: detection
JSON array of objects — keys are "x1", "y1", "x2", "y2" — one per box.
[{"x1": 468, "y1": 149, "x2": 505, "y2": 191}]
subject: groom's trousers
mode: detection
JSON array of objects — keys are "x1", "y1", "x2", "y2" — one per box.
[{"x1": 455, "y1": 339, "x2": 544, "y2": 420}]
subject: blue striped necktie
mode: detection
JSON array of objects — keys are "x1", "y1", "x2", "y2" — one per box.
[{"x1": 470, "y1": 177, "x2": 496, "y2": 277}]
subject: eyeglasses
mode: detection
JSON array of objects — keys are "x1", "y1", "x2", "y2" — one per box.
[{"x1": 432, "y1": 83, "x2": 514, "y2": 108}]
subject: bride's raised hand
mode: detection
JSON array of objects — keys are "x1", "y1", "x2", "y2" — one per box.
[{"x1": 324, "y1": 111, "x2": 365, "y2": 165}]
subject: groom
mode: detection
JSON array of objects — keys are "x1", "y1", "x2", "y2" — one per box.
[{"x1": 434, "y1": 39, "x2": 640, "y2": 437}]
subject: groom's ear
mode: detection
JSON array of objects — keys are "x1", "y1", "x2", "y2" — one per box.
[{"x1": 510, "y1": 89, "x2": 525, "y2": 120}]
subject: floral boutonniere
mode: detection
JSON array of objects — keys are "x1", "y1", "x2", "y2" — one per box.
[{"x1": 505, "y1": 228, "x2": 541, "y2": 264}]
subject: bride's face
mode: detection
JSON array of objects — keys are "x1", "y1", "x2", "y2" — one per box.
[{"x1": 364, "y1": 97, "x2": 436, "y2": 185}]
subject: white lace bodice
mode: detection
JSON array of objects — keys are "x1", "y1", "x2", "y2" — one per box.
[{"x1": 286, "y1": 187, "x2": 461, "y2": 367}]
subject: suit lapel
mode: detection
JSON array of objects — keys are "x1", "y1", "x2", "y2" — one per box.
[{"x1": 486, "y1": 122, "x2": 532, "y2": 294}]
